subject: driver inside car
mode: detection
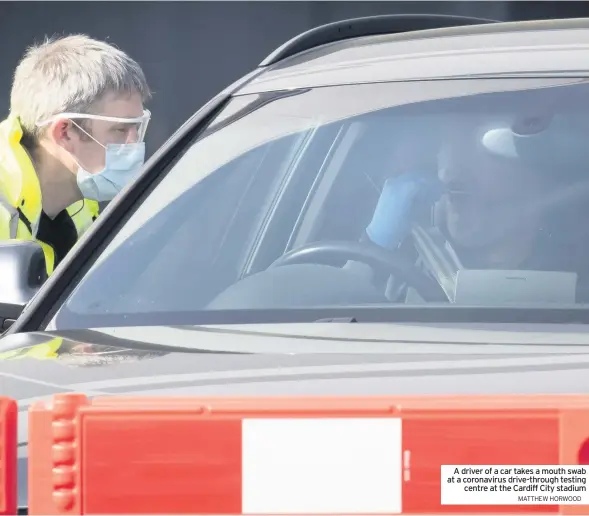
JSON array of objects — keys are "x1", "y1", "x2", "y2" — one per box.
[{"x1": 361, "y1": 114, "x2": 589, "y2": 303}]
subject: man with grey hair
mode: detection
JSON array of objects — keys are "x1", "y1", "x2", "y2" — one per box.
[{"x1": 0, "y1": 34, "x2": 151, "y2": 275}]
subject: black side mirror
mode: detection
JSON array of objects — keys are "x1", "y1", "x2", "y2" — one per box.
[{"x1": 0, "y1": 240, "x2": 47, "y2": 330}]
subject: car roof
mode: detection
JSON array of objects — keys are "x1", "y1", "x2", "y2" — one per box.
[{"x1": 238, "y1": 18, "x2": 589, "y2": 94}]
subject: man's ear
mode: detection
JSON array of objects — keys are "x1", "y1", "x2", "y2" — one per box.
[{"x1": 50, "y1": 119, "x2": 76, "y2": 153}]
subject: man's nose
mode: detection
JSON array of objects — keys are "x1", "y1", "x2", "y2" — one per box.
[{"x1": 126, "y1": 126, "x2": 140, "y2": 144}]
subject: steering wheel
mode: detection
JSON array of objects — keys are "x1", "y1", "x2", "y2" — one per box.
[{"x1": 269, "y1": 240, "x2": 449, "y2": 303}]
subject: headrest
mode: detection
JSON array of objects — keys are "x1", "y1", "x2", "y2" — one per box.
[{"x1": 481, "y1": 113, "x2": 589, "y2": 175}]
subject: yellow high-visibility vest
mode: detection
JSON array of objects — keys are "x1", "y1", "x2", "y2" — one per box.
[{"x1": 0, "y1": 114, "x2": 99, "y2": 275}]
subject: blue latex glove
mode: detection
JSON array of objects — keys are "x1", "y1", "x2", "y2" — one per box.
[{"x1": 366, "y1": 170, "x2": 443, "y2": 250}]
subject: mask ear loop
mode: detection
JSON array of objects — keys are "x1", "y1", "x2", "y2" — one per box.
[
  {"x1": 65, "y1": 120, "x2": 110, "y2": 192},
  {"x1": 70, "y1": 120, "x2": 107, "y2": 150},
  {"x1": 72, "y1": 119, "x2": 146, "y2": 152}
]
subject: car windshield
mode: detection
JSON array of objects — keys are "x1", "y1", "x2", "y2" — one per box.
[{"x1": 47, "y1": 77, "x2": 589, "y2": 329}]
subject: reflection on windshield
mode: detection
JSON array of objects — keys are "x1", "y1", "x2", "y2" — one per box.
[
  {"x1": 50, "y1": 77, "x2": 589, "y2": 329},
  {"x1": 0, "y1": 339, "x2": 168, "y2": 367}
]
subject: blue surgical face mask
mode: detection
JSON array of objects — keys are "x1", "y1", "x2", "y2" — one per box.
[{"x1": 76, "y1": 142, "x2": 146, "y2": 202}]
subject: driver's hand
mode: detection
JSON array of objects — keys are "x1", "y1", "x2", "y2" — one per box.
[{"x1": 366, "y1": 170, "x2": 442, "y2": 250}]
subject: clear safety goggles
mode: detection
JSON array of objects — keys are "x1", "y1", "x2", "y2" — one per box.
[{"x1": 36, "y1": 109, "x2": 151, "y2": 143}]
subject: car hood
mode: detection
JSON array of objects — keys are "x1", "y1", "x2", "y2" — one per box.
[
  {"x1": 4, "y1": 321, "x2": 589, "y2": 402},
  {"x1": 4, "y1": 321, "x2": 589, "y2": 508}
]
